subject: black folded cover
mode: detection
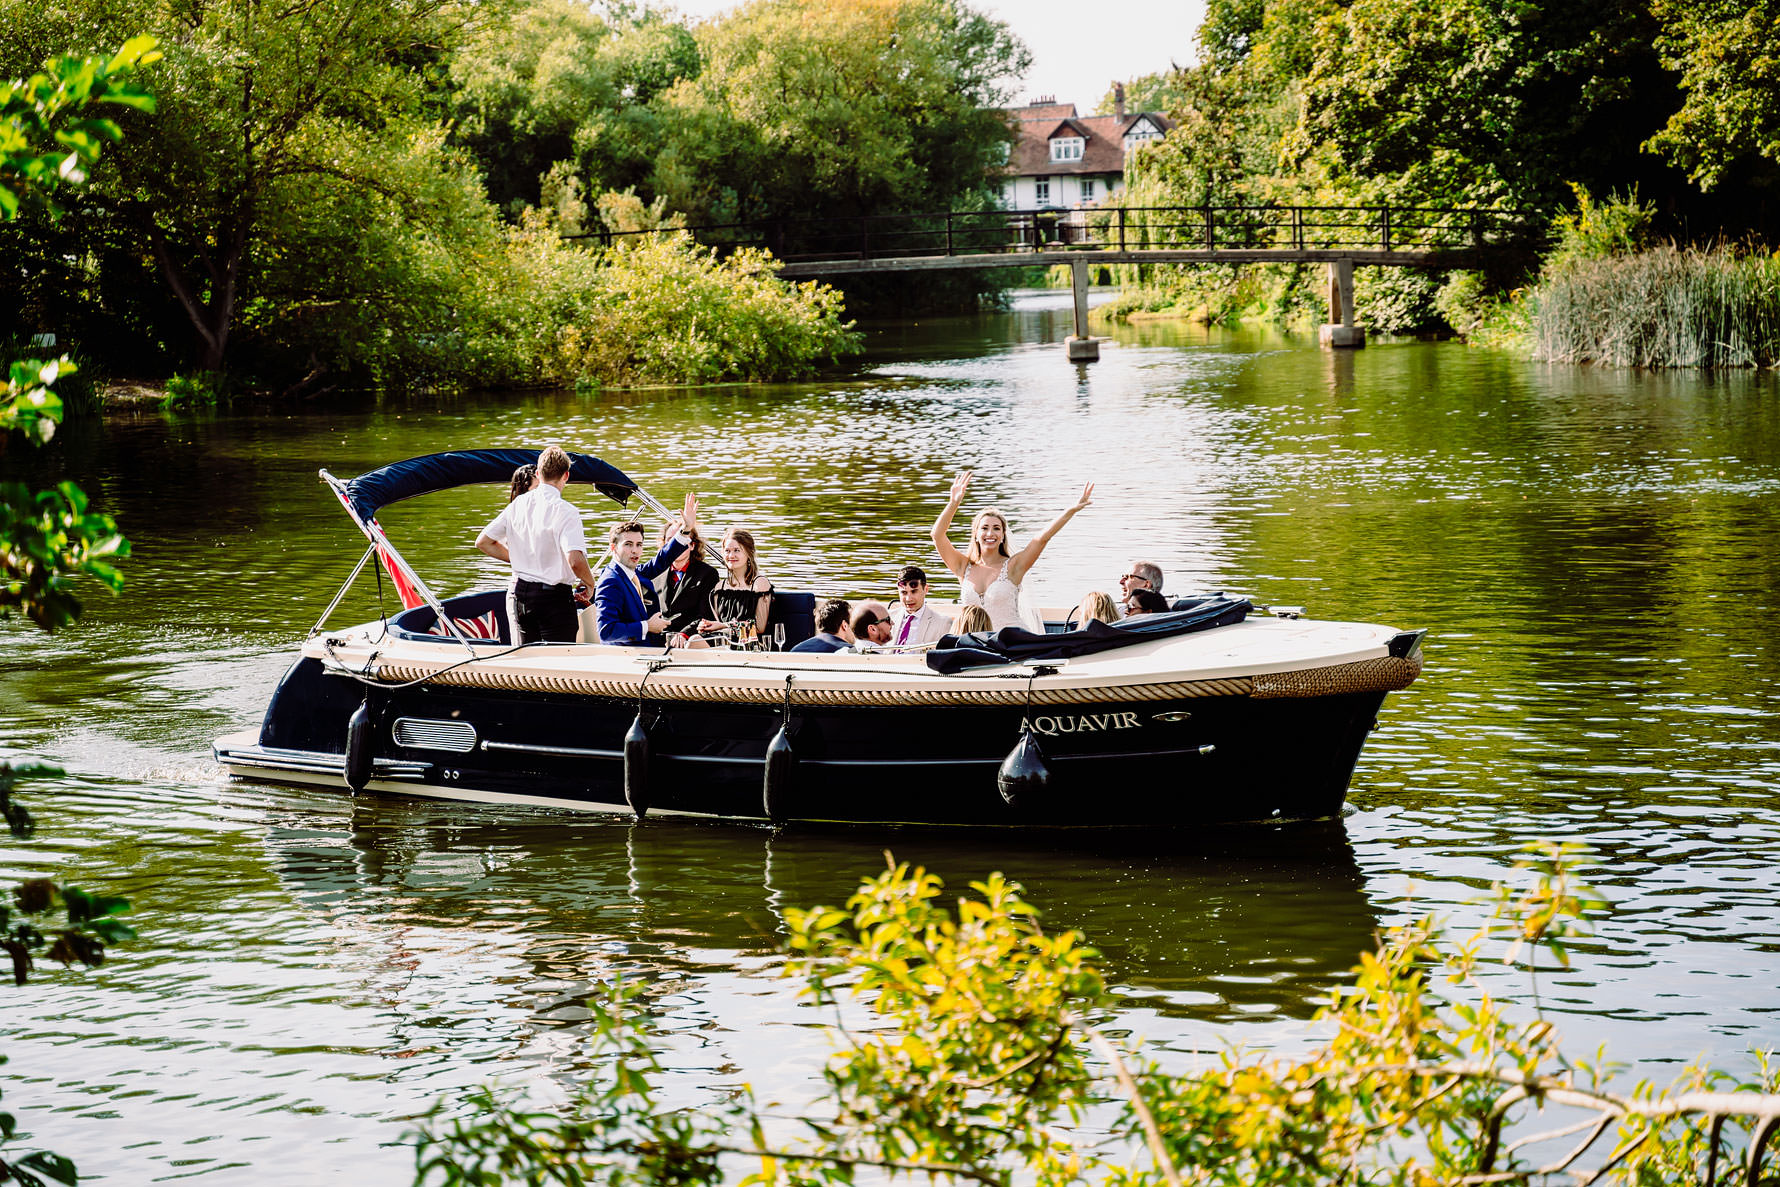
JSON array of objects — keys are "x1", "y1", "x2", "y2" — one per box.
[{"x1": 925, "y1": 597, "x2": 1253, "y2": 674}]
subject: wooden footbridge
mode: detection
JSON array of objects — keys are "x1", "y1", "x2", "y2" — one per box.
[{"x1": 569, "y1": 204, "x2": 1543, "y2": 358}]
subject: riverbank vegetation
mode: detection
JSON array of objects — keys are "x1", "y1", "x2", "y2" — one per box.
[
  {"x1": 411, "y1": 848, "x2": 1780, "y2": 1186},
  {"x1": 1095, "y1": 0, "x2": 1780, "y2": 365},
  {"x1": 0, "y1": 0, "x2": 1023, "y2": 398}
]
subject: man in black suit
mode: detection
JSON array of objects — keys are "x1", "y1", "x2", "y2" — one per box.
[{"x1": 789, "y1": 598, "x2": 855, "y2": 653}]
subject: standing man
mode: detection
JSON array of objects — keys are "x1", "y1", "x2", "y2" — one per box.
[
  {"x1": 887, "y1": 565, "x2": 950, "y2": 647},
  {"x1": 1118, "y1": 561, "x2": 1164, "y2": 616},
  {"x1": 476, "y1": 445, "x2": 598, "y2": 645},
  {"x1": 595, "y1": 491, "x2": 701, "y2": 647}
]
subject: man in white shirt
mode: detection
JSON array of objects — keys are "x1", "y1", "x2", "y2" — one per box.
[
  {"x1": 887, "y1": 566, "x2": 950, "y2": 647},
  {"x1": 475, "y1": 445, "x2": 598, "y2": 644}
]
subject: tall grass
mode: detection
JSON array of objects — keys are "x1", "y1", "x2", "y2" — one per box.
[{"x1": 1530, "y1": 245, "x2": 1780, "y2": 368}]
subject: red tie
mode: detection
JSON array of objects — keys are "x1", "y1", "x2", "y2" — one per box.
[{"x1": 895, "y1": 614, "x2": 912, "y2": 645}]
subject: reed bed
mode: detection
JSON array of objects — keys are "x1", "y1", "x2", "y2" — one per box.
[{"x1": 1531, "y1": 245, "x2": 1780, "y2": 368}]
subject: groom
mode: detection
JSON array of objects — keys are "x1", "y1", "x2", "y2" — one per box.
[{"x1": 594, "y1": 492, "x2": 699, "y2": 647}]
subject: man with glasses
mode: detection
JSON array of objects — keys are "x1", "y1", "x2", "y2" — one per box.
[
  {"x1": 1118, "y1": 561, "x2": 1164, "y2": 617},
  {"x1": 850, "y1": 600, "x2": 896, "y2": 651},
  {"x1": 888, "y1": 565, "x2": 949, "y2": 647}
]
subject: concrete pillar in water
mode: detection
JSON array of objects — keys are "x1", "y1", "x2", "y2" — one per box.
[
  {"x1": 1066, "y1": 257, "x2": 1099, "y2": 362},
  {"x1": 1319, "y1": 258, "x2": 1364, "y2": 348}
]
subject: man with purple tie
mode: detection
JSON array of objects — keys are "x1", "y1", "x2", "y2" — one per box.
[
  {"x1": 887, "y1": 565, "x2": 950, "y2": 647},
  {"x1": 594, "y1": 491, "x2": 700, "y2": 647}
]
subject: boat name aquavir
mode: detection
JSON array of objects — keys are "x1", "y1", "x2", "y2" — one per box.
[{"x1": 1022, "y1": 712, "x2": 1142, "y2": 736}]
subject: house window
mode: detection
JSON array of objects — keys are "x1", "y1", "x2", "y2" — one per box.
[
  {"x1": 1049, "y1": 136, "x2": 1084, "y2": 162},
  {"x1": 1123, "y1": 121, "x2": 1161, "y2": 152},
  {"x1": 1034, "y1": 178, "x2": 1051, "y2": 206},
  {"x1": 1081, "y1": 178, "x2": 1096, "y2": 201}
]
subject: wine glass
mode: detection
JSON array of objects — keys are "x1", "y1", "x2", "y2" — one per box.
[{"x1": 772, "y1": 623, "x2": 786, "y2": 652}]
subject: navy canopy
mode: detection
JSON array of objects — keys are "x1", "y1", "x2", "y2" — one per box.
[
  {"x1": 924, "y1": 597, "x2": 1253, "y2": 675},
  {"x1": 343, "y1": 449, "x2": 639, "y2": 521}
]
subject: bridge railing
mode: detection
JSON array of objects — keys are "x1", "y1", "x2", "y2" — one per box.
[{"x1": 568, "y1": 205, "x2": 1542, "y2": 262}]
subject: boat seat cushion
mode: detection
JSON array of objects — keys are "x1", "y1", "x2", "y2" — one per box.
[
  {"x1": 769, "y1": 591, "x2": 817, "y2": 648},
  {"x1": 926, "y1": 597, "x2": 1253, "y2": 674}
]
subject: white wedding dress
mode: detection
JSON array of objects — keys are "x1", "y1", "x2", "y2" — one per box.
[{"x1": 960, "y1": 559, "x2": 1041, "y2": 632}]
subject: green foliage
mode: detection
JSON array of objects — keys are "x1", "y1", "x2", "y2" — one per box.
[
  {"x1": 1435, "y1": 270, "x2": 1531, "y2": 348},
  {"x1": 0, "y1": 478, "x2": 130, "y2": 631},
  {"x1": 0, "y1": 35, "x2": 158, "y2": 218},
  {"x1": 1645, "y1": 0, "x2": 1780, "y2": 189},
  {"x1": 1547, "y1": 186, "x2": 1659, "y2": 270},
  {"x1": 650, "y1": 0, "x2": 1028, "y2": 224},
  {"x1": 1529, "y1": 243, "x2": 1780, "y2": 367},
  {"x1": 552, "y1": 237, "x2": 861, "y2": 385},
  {"x1": 1, "y1": 760, "x2": 137, "y2": 1187},
  {"x1": 408, "y1": 846, "x2": 1780, "y2": 1187},
  {"x1": 159, "y1": 370, "x2": 224, "y2": 410},
  {"x1": 1351, "y1": 267, "x2": 1444, "y2": 335}
]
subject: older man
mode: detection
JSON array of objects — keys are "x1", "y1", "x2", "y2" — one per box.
[
  {"x1": 476, "y1": 445, "x2": 598, "y2": 645},
  {"x1": 887, "y1": 565, "x2": 950, "y2": 647},
  {"x1": 849, "y1": 600, "x2": 895, "y2": 651},
  {"x1": 1118, "y1": 561, "x2": 1164, "y2": 617}
]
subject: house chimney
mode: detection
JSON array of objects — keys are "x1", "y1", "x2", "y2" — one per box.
[{"x1": 1114, "y1": 82, "x2": 1126, "y2": 121}]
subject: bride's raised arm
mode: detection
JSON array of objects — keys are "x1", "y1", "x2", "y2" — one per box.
[
  {"x1": 930, "y1": 469, "x2": 972, "y2": 577},
  {"x1": 1009, "y1": 481, "x2": 1093, "y2": 583}
]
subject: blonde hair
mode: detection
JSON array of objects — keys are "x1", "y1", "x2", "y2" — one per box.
[
  {"x1": 1078, "y1": 591, "x2": 1118, "y2": 624},
  {"x1": 965, "y1": 508, "x2": 1011, "y2": 567},
  {"x1": 955, "y1": 605, "x2": 993, "y2": 634}
]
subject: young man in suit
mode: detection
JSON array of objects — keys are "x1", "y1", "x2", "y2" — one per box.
[
  {"x1": 594, "y1": 491, "x2": 700, "y2": 647},
  {"x1": 789, "y1": 598, "x2": 854, "y2": 653},
  {"x1": 887, "y1": 565, "x2": 950, "y2": 647}
]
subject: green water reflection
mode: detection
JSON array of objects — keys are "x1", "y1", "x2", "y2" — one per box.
[{"x1": 2, "y1": 291, "x2": 1777, "y2": 1182}]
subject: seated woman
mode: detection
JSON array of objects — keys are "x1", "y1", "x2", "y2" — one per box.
[
  {"x1": 703, "y1": 527, "x2": 773, "y2": 639},
  {"x1": 1072, "y1": 590, "x2": 1119, "y2": 626},
  {"x1": 656, "y1": 521, "x2": 718, "y2": 647},
  {"x1": 954, "y1": 604, "x2": 993, "y2": 635}
]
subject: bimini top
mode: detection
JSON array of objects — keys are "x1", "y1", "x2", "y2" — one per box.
[{"x1": 343, "y1": 449, "x2": 638, "y2": 521}]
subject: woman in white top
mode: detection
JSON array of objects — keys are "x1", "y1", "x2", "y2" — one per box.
[{"x1": 930, "y1": 470, "x2": 1093, "y2": 631}]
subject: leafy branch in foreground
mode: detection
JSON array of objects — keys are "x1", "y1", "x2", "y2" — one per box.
[{"x1": 410, "y1": 843, "x2": 1780, "y2": 1186}]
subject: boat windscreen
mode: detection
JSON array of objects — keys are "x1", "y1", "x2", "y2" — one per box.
[
  {"x1": 343, "y1": 449, "x2": 638, "y2": 520},
  {"x1": 925, "y1": 597, "x2": 1253, "y2": 674}
]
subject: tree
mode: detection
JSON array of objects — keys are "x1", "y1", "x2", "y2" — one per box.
[
  {"x1": 651, "y1": 0, "x2": 1029, "y2": 224},
  {"x1": 1, "y1": 0, "x2": 487, "y2": 376},
  {"x1": 1644, "y1": 0, "x2": 1780, "y2": 190},
  {"x1": 1292, "y1": 0, "x2": 1679, "y2": 211}
]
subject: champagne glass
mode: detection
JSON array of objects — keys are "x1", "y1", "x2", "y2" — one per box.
[{"x1": 772, "y1": 623, "x2": 786, "y2": 652}]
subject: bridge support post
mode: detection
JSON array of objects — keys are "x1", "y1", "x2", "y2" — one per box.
[
  {"x1": 1066, "y1": 257, "x2": 1099, "y2": 362},
  {"x1": 1068, "y1": 261, "x2": 1096, "y2": 364},
  {"x1": 1319, "y1": 258, "x2": 1365, "y2": 349}
]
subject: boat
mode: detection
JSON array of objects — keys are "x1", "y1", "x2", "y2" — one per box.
[{"x1": 212, "y1": 448, "x2": 1425, "y2": 828}]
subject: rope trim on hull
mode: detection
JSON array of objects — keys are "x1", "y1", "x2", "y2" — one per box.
[{"x1": 367, "y1": 655, "x2": 1421, "y2": 706}]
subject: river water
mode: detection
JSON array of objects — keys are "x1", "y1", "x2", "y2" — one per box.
[{"x1": 3, "y1": 290, "x2": 1778, "y2": 1182}]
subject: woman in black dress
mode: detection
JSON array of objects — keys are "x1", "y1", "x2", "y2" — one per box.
[
  {"x1": 656, "y1": 521, "x2": 720, "y2": 640},
  {"x1": 706, "y1": 527, "x2": 773, "y2": 636}
]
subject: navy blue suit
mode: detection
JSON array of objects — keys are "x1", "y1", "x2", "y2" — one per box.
[
  {"x1": 789, "y1": 632, "x2": 849, "y2": 654},
  {"x1": 595, "y1": 537, "x2": 688, "y2": 646}
]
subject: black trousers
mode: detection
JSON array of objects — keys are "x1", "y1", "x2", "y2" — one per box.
[{"x1": 513, "y1": 579, "x2": 578, "y2": 644}]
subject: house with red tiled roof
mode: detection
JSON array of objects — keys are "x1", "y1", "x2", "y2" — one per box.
[{"x1": 999, "y1": 86, "x2": 1171, "y2": 210}]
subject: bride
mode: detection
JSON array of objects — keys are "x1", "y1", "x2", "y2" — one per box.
[{"x1": 930, "y1": 471, "x2": 1094, "y2": 631}]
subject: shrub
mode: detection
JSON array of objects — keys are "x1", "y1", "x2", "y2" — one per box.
[
  {"x1": 410, "y1": 846, "x2": 1780, "y2": 1187},
  {"x1": 1546, "y1": 185, "x2": 1657, "y2": 271},
  {"x1": 1529, "y1": 244, "x2": 1780, "y2": 367}
]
